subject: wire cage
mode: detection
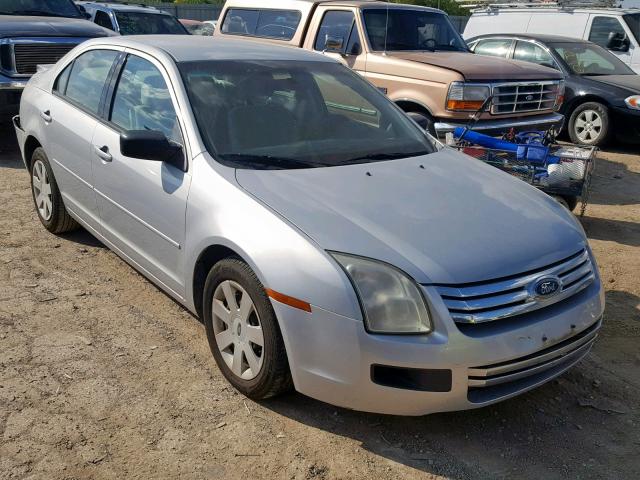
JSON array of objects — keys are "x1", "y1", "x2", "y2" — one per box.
[{"x1": 451, "y1": 143, "x2": 597, "y2": 215}]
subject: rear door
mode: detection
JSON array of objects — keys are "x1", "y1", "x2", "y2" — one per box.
[
  {"x1": 46, "y1": 48, "x2": 120, "y2": 233},
  {"x1": 91, "y1": 51, "x2": 191, "y2": 298},
  {"x1": 470, "y1": 38, "x2": 514, "y2": 59}
]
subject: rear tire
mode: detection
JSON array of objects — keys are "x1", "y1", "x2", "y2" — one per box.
[
  {"x1": 203, "y1": 257, "x2": 293, "y2": 400},
  {"x1": 568, "y1": 102, "x2": 610, "y2": 146},
  {"x1": 29, "y1": 147, "x2": 79, "y2": 234}
]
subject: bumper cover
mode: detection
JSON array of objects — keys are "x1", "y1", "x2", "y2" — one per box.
[
  {"x1": 0, "y1": 74, "x2": 28, "y2": 117},
  {"x1": 435, "y1": 112, "x2": 564, "y2": 137}
]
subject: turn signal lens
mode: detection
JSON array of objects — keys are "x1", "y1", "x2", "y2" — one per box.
[
  {"x1": 446, "y1": 100, "x2": 485, "y2": 111},
  {"x1": 446, "y1": 82, "x2": 491, "y2": 112},
  {"x1": 625, "y1": 95, "x2": 640, "y2": 110},
  {"x1": 266, "y1": 289, "x2": 312, "y2": 312}
]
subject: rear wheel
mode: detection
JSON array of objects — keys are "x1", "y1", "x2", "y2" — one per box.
[
  {"x1": 30, "y1": 147, "x2": 78, "y2": 234},
  {"x1": 568, "y1": 102, "x2": 610, "y2": 146},
  {"x1": 203, "y1": 257, "x2": 293, "y2": 399}
]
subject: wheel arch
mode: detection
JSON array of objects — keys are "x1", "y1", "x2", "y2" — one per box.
[
  {"x1": 564, "y1": 94, "x2": 611, "y2": 119},
  {"x1": 23, "y1": 135, "x2": 42, "y2": 169},
  {"x1": 394, "y1": 99, "x2": 435, "y2": 117}
]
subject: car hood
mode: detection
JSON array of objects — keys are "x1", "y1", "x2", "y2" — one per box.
[
  {"x1": 235, "y1": 148, "x2": 586, "y2": 285},
  {"x1": 383, "y1": 51, "x2": 563, "y2": 81},
  {"x1": 584, "y1": 74, "x2": 640, "y2": 93},
  {"x1": 0, "y1": 15, "x2": 114, "y2": 38}
]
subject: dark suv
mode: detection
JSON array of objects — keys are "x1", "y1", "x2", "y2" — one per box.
[{"x1": 0, "y1": 0, "x2": 114, "y2": 118}]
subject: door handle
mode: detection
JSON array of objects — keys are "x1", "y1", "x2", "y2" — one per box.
[
  {"x1": 94, "y1": 145, "x2": 112, "y2": 162},
  {"x1": 40, "y1": 110, "x2": 52, "y2": 123}
]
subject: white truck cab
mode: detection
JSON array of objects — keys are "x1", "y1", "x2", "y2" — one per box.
[{"x1": 463, "y1": 2, "x2": 640, "y2": 73}]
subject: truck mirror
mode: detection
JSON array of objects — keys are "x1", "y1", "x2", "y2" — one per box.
[
  {"x1": 324, "y1": 36, "x2": 345, "y2": 53},
  {"x1": 606, "y1": 32, "x2": 630, "y2": 52}
]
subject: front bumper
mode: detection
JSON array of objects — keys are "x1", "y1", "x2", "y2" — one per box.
[
  {"x1": 611, "y1": 106, "x2": 640, "y2": 142},
  {"x1": 273, "y1": 278, "x2": 604, "y2": 416},
  {"x1": 0, "y1": 74, "x2": 28, "y2": 118},
  {"x1": 435, "y1": 112, "x2": 565, "y2": 138}
]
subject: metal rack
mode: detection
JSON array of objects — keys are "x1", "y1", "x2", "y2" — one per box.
[{"x1": 455, "y1": 0, "x2": 619, "y2": 11}]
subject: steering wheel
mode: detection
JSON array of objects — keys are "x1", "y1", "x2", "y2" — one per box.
[{"x1": 420, "y1": 38, "x2": 437, "y2": 50}]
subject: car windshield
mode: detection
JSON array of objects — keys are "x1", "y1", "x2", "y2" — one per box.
[
  {"x1": 362, "y1": 8, "x2": 468, "y2": 52},
  {"x1": 179, "y1": 60, "x2": 435, "y2": 170},
  {"x1": 624, "y1": 13, "x2": 640, "y2": 43},
  {"x1": 115, "y1": 11, "x2": 187, "y2": 35},
  {"x1": 0, "y1": 0, "x2": 81, "y2": 17},
  {"x1": 550, "y1": 42, "x2": 634, "y2": 75}
]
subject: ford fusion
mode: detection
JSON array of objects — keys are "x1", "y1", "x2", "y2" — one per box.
[{"x1": 13, "y1": 36, "x2": 604, "y2": 415}]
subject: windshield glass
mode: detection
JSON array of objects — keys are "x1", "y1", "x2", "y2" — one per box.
[
  {"x1": 179, "y1": 60, "x2": 435, "y2": 170},
  {"x1": 0, "y1": 0, "x2": 81, "y2": 17},
  {"x1": 550, "y1": 42, "x2": 634, "y2": 75},
  {"x1": 363, "y1": 8, "x2": 468, "y2": 52},
  {"x1": 115, "y1": 12, "x2": 187, "y2": 35},
  {"x1": 624, "y1": 13, "x2": 640, "y2": 43}
]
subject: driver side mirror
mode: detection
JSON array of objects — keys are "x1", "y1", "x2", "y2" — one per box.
[
  {"x1": 607, "y1": 31, "x2": 630, "y2": 52},
  {"x1": 77, "y1": 5, "x2": 91, "y2": 19},
  {"x1": 120, "y1": 130, "x2": 186, "y2": 171},
  {"x1": 324, "y1": 35, "x2": 345, "y2": 53}
]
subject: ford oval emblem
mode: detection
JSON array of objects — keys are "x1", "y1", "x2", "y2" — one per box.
[
  {"x1": 525, "y1": 94, "x2": 534, "y2": 101},
  {"x1": 532, "y1": 276, "x2": 561, "y2": 298}
]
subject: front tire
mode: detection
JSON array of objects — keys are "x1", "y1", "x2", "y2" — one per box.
[
  {"x1": 203, "y1": 257, "x2": 292, "y2": 399},
  {"x1": 406, "y1": 111, "x2": 437, "y2": 137},
  {"x1": 568, "y1": 102, "x2": 610, "y2": 146},
  {"x1": 30, "y1": 147, "x2": 79, "y2": 234}
]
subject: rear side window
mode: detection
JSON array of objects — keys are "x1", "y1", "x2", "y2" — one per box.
[
  {"x1": 221, "y1": 8, "x2": 301, "y2": 40},
  {"x1": 53, "y1": 63, "x2": 72, "y2": 94},
  {"x1": 589, "y1": 16, "x2": 626, "y2": 48},
  {"x1": 473, "y1": 38, "x2": 512, "y2": 58},
  {"x1": 64, "y1": 49, "x2": 118, "y2": 115},
  {"x1": 314, "y1": 11, "x2": 355, "y2": 51},
  {"x1": 513, "y1": 41, "x2": 557, "y2": 69},
  {"x1": 94, "y1": 10, "x2": 114, "y2": 30}
]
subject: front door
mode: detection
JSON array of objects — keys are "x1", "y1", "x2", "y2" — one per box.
[
  {"x1": 92, "y1": 52, "x2": 191, "y2": 298},
  {"x1": 587, "y1": 15, "x2": 635, "y2": 68}
]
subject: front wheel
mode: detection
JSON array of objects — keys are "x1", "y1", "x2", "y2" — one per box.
[
  {"x1": 568, "y1": 102, "x2": 610, "y2": 146},
  {"x1": 203, "y1": 258, "x2": 292, "y2": 399},
  {"x1": 406, "y1": 111, "x2": 437, "y2": 137}
]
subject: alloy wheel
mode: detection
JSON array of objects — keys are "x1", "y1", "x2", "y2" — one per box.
[
  {"x1": 211, "y1": 280, "x2": 264, "y2": 380},
  {"x1": 574, "y1": 109, "x2": 603, "y2": 143},
  {"x1": 32, "y1": 159, "x2": 53, "y2": 221}
]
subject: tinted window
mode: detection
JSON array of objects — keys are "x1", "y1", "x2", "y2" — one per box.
[
  {"x1": 53, "y1": 63, "x2": 72, "y2": 94},
  {"x1": 514, "y1": 41, "x2": 557, "y2": 69},
  {"x1": 0, "y1": 0, "x2": 82, "y2": 18},
  {"x1": 115, "y1": 12, "x2": 187, "y2": 35},
  {"x1": 624, "y1": 13, "x2": 640, "y2": 43},
  {"x1": 179, "y1": 60, "x2": 435, "y2": 170},
  {"x1": 65, "y1": 49, "x2": 118, "y2": 114},
  {"x1": 94, "y1": 10, "x2": 114, "y2": 30},
  {"x1": 222, "y1": 8, "x2": 301, "y2": 40},
  {"x1": 314, "y1": 11, "x2": 355, "y2": 51},
  {"x1": 551, "y1": 42, "x2": 634, "y2": 75},
  {"x1": 589, "y1": 16, "x2": 626, "y2": 48},
  {"x1": 110, "y1": 55, "x2": 181, "y2": 144},
  {"x1": 363, "y1": 9, "x2": 468, "y2": 52},
  {"x1": 473, "y1": 39, "x2": 512, "y2": 58}
]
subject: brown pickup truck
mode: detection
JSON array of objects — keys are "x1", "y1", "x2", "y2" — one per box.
[{"x1": 215, "y1": 0, "x2": 565, "y2": 137}]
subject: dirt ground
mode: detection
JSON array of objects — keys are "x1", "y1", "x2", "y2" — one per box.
[{"x1": 0, "y1": 122, "x2": 638, "y2": 480}]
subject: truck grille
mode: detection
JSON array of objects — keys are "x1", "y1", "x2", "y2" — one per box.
[
  {"x1": 13, "y1": 43, "x2": 77, "y2": 75},
  {"x1": 435, "y1": 248, "x2": 595, "y2": 324},
  {"x1": 467, "y1": 319, "x2": 600, "y2": 404},
  {"x1": 491, "y1": 81, "x2": 560, "y2": 114}
]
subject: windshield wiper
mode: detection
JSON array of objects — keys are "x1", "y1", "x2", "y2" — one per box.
[
  {"x1": 219, "y1": 154, "x2": 330, "y2": 170},
  {"x1": 343, "y1": 151, "x2": 431, "y2": 164}
]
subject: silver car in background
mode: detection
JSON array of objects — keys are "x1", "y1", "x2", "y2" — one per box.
[{"x1": 13, "y1": 36, "x2": 604, "y2": 415}]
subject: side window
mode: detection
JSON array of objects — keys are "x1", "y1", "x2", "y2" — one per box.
[
  {"x1": 589, "y1": 16, "x2": 626, "y2": 47},
  {"x1": 513, "y1": 41, "x2": 557, "y2": 69},
  {"x1": 314, "y1": 73, "x2": 380, "y2": 128},
  {"x1": 110, "y1": 55, "x2": 181, "y2": 145},
  {"x1": 53, "y1": 63, "x2": 72, "y2": 94},
  {"x1": 314, "y1": 10, "x2": 355, "y2": 52},
  {"x1": 222, "y1": 8, "x2": 301, "y2": 40},
  {"x1": 473, "y1": 39, "x2": 512, "y2": 58},
  {"x1": 94, "y1": 10, "x2": 114, "y2": 30},
  {"x1": 345, "y1": 22, "x2": 362, "y2": 55},
  {"x1": 64, "y1": 49, "x2": 118, "y2": 115}
]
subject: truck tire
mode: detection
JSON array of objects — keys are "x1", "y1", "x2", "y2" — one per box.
[
  {"x1": 568, "y1": 102, "x2": 610, "y2": 146},
  {"x1": 407, "y1": 111, "x2": 437, "y2": 137}
]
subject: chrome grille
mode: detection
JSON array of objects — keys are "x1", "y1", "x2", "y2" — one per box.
[
  {"x1": 435, "y1": 249, "x2": 595, "y2": 324},
  {"x1": 13, "y1": 43, "x2": 77, "y2": 75},
  {"x1": 491, "y1": 81, "x2": 560, "y2": 114}
]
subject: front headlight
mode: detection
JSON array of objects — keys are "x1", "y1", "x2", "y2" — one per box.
[
  {"x1": 625, "y1": 95, "x2": 640, "y2": 110},
  {"x1": 331, "y1": 252, "x2": 432, "y2": 334},
  {"x1": 446, "y1": 82, "x2": 490, "y2": 112}
]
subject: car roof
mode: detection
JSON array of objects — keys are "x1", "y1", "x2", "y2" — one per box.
[
  {"x1": 470, "y1": 7, "x2": 639, "y2": 14},
  {"x1": 83, "y1": 35, "x2": 337, "y2": 63},
  {"x1": 79, "y1": 2, "x2": 169, "y2": 15},
  {"x1": 469, "y1": 33, "x2": 588, "y2": 44}
]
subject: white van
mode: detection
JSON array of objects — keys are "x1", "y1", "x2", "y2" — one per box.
[{"x1": 464, "y1": 7, "x2": 640, "y2": 73}]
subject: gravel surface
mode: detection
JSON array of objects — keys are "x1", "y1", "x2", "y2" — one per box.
[{"x1": 1, "y1": 124, "x2": 639, "y2": 480}]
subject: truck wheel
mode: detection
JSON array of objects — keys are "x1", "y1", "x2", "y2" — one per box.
[
  {"x1": 203, "y1": 257, "x2": 293, "y2": 400},
  {"x1": 30, "y1": 147, "x2": 79, "y2": 234},
  {"x1": 568, "y1": 102, "x2": 610, "y2": 146},
  {"x1": 551, "y1": 195, "x2": 578, "y2": 211},
  {"x1": 407, "y1": 111, "x2": 437, "y2": 137}
]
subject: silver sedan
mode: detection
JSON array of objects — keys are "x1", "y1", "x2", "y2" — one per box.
[{"x1": 13, "y1": 36, "x2": 604, "y2": 415}]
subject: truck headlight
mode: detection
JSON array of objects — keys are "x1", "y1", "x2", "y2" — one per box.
[
  {"x1": 446, "y1": 82, "x2": 490, "y2": 112},
  {"x1": 625, "y1": 95, "x2": 640, "y2": 110},
  {"x1": 331, "y1": 252, "x2": 432, "y2": 334}
]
